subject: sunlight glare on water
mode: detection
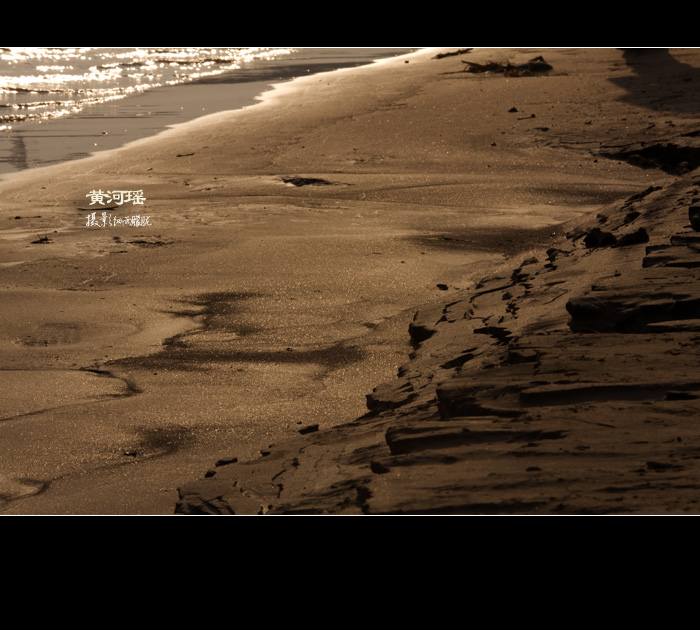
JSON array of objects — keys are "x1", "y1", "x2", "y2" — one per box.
[{"x1": 0, "y1": 47, "x2": 294, "y2": 130}]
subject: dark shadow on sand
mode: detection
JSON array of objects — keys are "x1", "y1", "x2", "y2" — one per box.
[
  {"x1": 611, "y1": 49, "x2": 700, "y2": 114},
  {"x1": 112, "y1": 291, "x2": 365, "y2": 373},
  {"x1": 410, "y1": 225, "x2": 560, "y2": 256}
]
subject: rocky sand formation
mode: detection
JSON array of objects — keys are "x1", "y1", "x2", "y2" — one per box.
[
  {"x1": 175, "y1": 47, "x2": 700, "y2": 515},
  {"x1": 176, "y1": 170, "x2": 700, "y2": 514}
]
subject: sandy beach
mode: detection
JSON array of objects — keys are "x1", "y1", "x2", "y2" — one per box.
[{"x1": 2, "y1": 48, "x2": 699, "y2": 515}]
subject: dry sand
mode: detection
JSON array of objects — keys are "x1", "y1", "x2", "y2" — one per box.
[{"x1": 2, "y1": 48, "x2": 698, "y2": 515}]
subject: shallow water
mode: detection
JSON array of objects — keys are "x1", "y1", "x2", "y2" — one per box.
[
  {"x1": 0, "y1": 48, "x2": 294, "y2": 128},
  {"x1": 0, "y1": 48, "x2": 416, "y2": 177}
]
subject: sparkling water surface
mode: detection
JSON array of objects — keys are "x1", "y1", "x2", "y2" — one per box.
[{"x1": 0, "y1": 47, "x2": 416, "y2": 175}]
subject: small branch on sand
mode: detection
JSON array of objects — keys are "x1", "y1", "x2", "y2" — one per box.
[{"x1": 434, "y1": 48, "x2": 473, "y2": 59}]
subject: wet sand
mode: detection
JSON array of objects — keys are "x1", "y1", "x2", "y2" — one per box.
[{"x1": 1, "y1": 48, "x2": 695, "y2": 515}]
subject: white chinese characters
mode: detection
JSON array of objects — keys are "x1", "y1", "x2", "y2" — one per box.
[
  {"x1": 86, "y1": 212, "x2": 151, "y2": 228},
  {"x1": 86, "y1": 190, "x2": 146, "y2": 206}
]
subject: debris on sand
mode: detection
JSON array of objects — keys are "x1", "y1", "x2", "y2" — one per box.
[
  {"x1": 434, "y1": 48, "x2": 473, "y2": 59},
  {"x1": 462, "y1": 56, "x2": 553, "y2": 77},
  {"x1": 282, "y1": 176, "x2": 334, "y2": 187}
]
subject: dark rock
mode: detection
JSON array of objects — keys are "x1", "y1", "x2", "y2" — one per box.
[
  {"x1": 689, "y1": 205, "x2": 700, "y2": 231},
  {"x1": 282, "y1": 176, "x2": 333, "y2": 187},
  {"x1": 615, "y1": 228, "x2": 649, "y2": 247},
  {"x1": 566, "y1": 297, "x2": 630, "y2": 332},
  {"x1": 437, "y1": 283, "x2": 449, "y2": 291},
  {"x1": 507, "y1": 347, "x2": 539, "y2": 364},
  {"x1": 601, "y1": 143, "x2": 700, "y2": 176},
  {"x1": 370, "y1": 461, "x2": 390, "y2": 474},
  {"x1": 215, "y1": 457, "x2": 238, "y2": 467},
  {"x1": 666, "y1": 391, "x2": 700, "y2": 401},
  {"x1": 584, "y1": 228, "x2": 618, "y2": 248},
  {"x1": 298, "y1": 424, "x2": 319, "y2": 435}
]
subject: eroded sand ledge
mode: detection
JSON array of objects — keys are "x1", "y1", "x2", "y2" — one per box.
[
  {"x1": 173, "y1": 48, "x2": 700, "y2": 515},
  {"x1": 2, "y1": 48, "x2": 698, "y2": 515},
  {"x1": 178, "y1": 174, "x2": 700, "y2": 515}
]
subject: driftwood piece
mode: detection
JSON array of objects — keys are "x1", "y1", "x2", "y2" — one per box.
[
  {"x1": 434, "y1": 48, "x2": 473, "y2": 59},
  {"x1": 462, "y1": 55, "x2": 552, "y2": 77}
]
